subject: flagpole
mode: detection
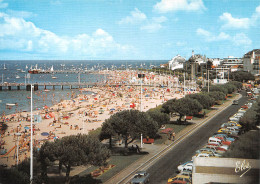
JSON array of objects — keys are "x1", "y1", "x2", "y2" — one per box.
[{"x1": 30, "y1": 84, "x2": 33, "y2": 183}]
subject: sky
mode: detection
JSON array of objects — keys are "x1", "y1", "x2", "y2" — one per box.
[{"x1": 0, "y1": 0, "x2": 259, "y2": 60}]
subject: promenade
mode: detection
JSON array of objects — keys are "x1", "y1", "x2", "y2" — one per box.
[{"x1": 101, "y1": 93, "x2": 242, "y2": 184}]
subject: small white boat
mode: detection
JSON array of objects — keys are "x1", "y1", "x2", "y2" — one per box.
[
  {"x1": 52, "y1": 76, "x2": 57, "y2": 79},
  {"x1": 16, "y1": 75, "x2": 20, "y2": 79}
]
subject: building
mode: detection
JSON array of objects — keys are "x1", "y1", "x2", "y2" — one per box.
[
  {"x1": 193, "y1": 157, "x2": 260, "y2": 184},
  {"x1": 221, "y1": 56, "x2": 243, "y2": 67},
  {"x1": 168, "y1": 55, "x2": 186, "y2": 71},
  {"x1": 243, "y1": 49, "x2": 260, "y2": 76}
]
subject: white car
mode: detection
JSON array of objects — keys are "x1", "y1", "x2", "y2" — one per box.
[{"x1": 177, "y1": 161, "x2": 193, "y2": 172}]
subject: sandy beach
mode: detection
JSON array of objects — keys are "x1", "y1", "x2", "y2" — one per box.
[{"x1": 0, "y1": 70, "x2": 191, "y2": 167}]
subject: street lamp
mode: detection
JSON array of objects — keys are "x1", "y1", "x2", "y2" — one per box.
[
  {"x1": 15, "y1": 132, "x2": 21, "y2": 166},
  {"x1": 30, "y1": 84, "x2": 34, "y2": 184},
  {"x1": 138, "y1": 73, "x2": 145, "y2": 148}
]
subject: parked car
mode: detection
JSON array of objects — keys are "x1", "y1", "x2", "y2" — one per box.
[
  {"x1": 177, "y1": 161, "x2": 193, "y2": 172},
  {"x1": 196, "y1": 148, "x2": 222, "y2": 157},
  {"x1": 211, "y1": 135, "x2": 232, "y2": 146},
  {"x1": 232, "y1": 100, "x2": 239, "y2": 105},
  {"x1": 217, "y1": 128, "x2": 238, "y2": 136},
  {"x1": 177, "y1": 170, "x2": 192, "y2": 178},
  {"x1": 168, "y1": 176, "x2": 191, "y2": 184},
  {"x1": 192, "y1": 153, "x2": 214, "y2": 160},
  {"x1": 221, "y1": 122, "x2": 242, "y2": 129},
  {"x1": 214, "y1": 133, "x2": 235, "y2": 141},
  {"x1": 130, "y1": 171, "x2": 150, "y2": 184}
]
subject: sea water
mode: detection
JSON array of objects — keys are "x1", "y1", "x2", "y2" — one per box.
[{"x1": 0, "y1": 60, "x2": 165, "y2": 115}]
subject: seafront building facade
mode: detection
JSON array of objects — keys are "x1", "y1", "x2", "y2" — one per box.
[{"x1": 243, "y1": 49, "x2": 260, "y2": 76}]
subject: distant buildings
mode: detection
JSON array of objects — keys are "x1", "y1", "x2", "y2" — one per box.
[
  {"x1": 164, "y1": 49, "x2": 260, "y2": 82},
  {"x1": 168, "y1": 55, "x2": 186, "y2": 71},
  {"x1": 243, "y1": 49, "x2": 260, "y2": 76}
]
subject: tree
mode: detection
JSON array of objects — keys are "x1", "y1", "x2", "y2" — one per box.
[
  {"x1": 171, "y1": 98, "x2": 203, "y2": 122},
  {"x1": 101, "y1": 110, "x2": 158, "y2": 148},
  {"x1": 146, "y1": 108, "x2": 170, "y2": 127},
  {"x1": 239, "y1": 97, "x2": 260, "y2": 132},
  {"x1": 230, "y1": 71, "x2": 255, "y2": 82},
  {"x1": 35, "y1": 141, "x2": 56, "y2": 180},
  {"x1": 53, "y1": 134, "x2": 110, "y2": 184},
  {"x1": 161, "y1": 98, "x2": 177, "y2": 114},
  {"x1": 228, "y1": 81, "x2": 243, "y2": 90},
  {"x1": 202, "y1": 85, "x2": 228, "y2": 95},
  {"x1": 222, "y1": 130, "x2": 259, "y2": 159},
  {"x1": 186, "y1": 93, "x2": 215, "y2": 109},
  {"x1": 99, "y1": 120, "x2": 116, "y2": 148},
  {"x1": 223, "y1": 83, "x2": 237, "y2": 94},
  {"x1": 207, "y1": 91, "x2": 226, "y2": 102}
]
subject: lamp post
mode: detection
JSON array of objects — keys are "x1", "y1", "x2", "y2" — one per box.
[
  {"x1": 30, "y1": 84, "x2": 33, "y2": 184},
  {"x1": 138, "y1": 73, "x2": 145, "y2": 148},
  {"x1": 15, "y1": 132, "x2": 21, "y2": 166}
]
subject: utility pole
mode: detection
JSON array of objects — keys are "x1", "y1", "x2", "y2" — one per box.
[
  {"x1": 208, "y1": 69, "x2": 210, "y2": 93},
  {"x1": 30, "y1": 84, "x2": 34, "y2": 184}
]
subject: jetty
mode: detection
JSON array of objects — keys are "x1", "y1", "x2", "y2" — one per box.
[{"x1": 0, "y1": 82, "x2": 159, "y2": 91}]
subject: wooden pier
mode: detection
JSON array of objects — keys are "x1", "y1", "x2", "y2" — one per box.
[
  {"x1": 0, "y1": 82, "x2": 157, "y2": 91},
  {"x1": 30, "y1": 70, "x2": 95, "y2": 74}
]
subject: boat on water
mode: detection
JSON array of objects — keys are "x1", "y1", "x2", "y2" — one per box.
[
  {"x1": 15, "y1": 75, "x2": 20, "y2": 79},
  {"x1": 3, "y1": 63, "x2": 7, "y2": 70},
  {"x1": 52, "y1": 76, "x2": 57, "y2": 79},
  {"x1": 28, "y1": 64, "x2": 42, "y2": 74}
]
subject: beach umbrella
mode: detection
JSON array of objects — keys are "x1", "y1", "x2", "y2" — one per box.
[
  {"x1": 110, "y1": 108, "x2": 115, "y2": 111},
  {"x1": 44, "y1": 105, "x2": 49, "y2": 109},
  {"x1": 24, "y1": 126, "x2": 29, "y2": 130},
  {"x1": 41, "y1": 132, "x2": 49, "y2": 136}
]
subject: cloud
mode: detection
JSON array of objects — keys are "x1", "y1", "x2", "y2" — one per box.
[
  {"x1": 154, "y1": 0, "x2": 206, "y2": 13},
  {"x1": 6, "y1": 9, "x2": 36, "y2": 18},
  {"x1": 219, "y1": 13, "x2": 250, "y2": 29},
  {"x1": 232, "y1": 33, "x2": 252, "y2": 46},
  {"x1": 0, "y1": 0, "x2": 8, "y2": 8},
  {"x1": 220, "y1": 6, "x2": 260, "y2": 29},
  {"x1": 0, "y1": 13, "x2": 132, "y2": 58},
  {"x1": 118, "y1": 8, "x2": 146, "y2": 24},
  {"x1": 196, "y1": 28, "x2": 230, "y2": 41},
  {"x1": 196, "y1": 28, "x2": 251, "y2": 46},
  {"x1": 141, "y1": 16, "x2": 167, "y2": 32}
]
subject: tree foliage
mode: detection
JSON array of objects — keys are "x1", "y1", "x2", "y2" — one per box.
[
  {"x1": 36, "y1": 134, "x2": 110, "y2": 184},
  {"x1": 207, "y1": 91, "x2": 226, "y2": 102},
  {"x1": 146, "y1": 108, "x2": 170, "y2": 127},
  {"x1": 168, "y1": 98, "x2": 203, "y2": 122},
  {"x1": 161, "y1": 98, "x2": 177, "y2": 114},
  {"x1": 100, "y1": 110, "x2": 158, "y2": 148},
  {"x1": 223, "y1": 83, "x2": 237, "y2": 94},
  {"x1": 222, "y1": 130, "x2": 259, "y2": 159},
  {"x1": 239, "y1": 97, "x2": 260, "y2": 131},
  {"x1": 186, "y1": 93, "x2": 215, "y2": 109},
  {"x1": 228, "y1": 81, "x2": 243, "y2": 90},
  {"x1": 230, "y1": 71, "x2": 255, "y2": 82},
  {"x1": 202, "y1": 85, "x2": 228, "y2": 95}
]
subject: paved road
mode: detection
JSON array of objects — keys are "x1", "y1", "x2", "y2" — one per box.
[{"x1": 147, "y1": 91, "x2": 249, "y2": 184}]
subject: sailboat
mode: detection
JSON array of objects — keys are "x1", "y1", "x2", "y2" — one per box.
[{"x1": 3, "y1": 63, "x2": 7, "y2": 70}]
